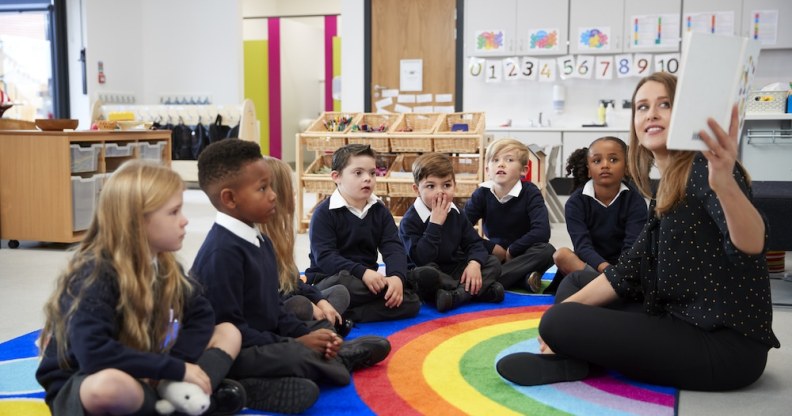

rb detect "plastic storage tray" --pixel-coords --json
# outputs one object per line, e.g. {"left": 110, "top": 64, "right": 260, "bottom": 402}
{"left": 72, "top": 175, "right": 98, "bottom": 231}
{"left": 139, "top": 141, "right": 167, "bottom": 162}
{"left": 104, "top": 142, "right": 134, "bottom": 157}
{"left": 70, "top": 143, "right": 102, "bottom": 173}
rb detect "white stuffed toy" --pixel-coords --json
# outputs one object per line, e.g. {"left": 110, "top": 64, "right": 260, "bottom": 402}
{"left": 155, "top": 380, "right": 211, "bottom": 416}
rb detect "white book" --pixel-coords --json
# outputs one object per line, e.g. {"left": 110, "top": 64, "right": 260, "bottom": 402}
{"left": 666, "top": 32, "right": 760, "bottom": 151}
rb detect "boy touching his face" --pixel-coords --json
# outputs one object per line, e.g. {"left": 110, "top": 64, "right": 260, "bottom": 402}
{"left": 399, "top": 152, "right": 503, "bottom": 313}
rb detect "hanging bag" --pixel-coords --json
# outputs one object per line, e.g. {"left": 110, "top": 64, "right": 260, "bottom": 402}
{"left": 208, "top": 114, "right": 230, "bottom": 143}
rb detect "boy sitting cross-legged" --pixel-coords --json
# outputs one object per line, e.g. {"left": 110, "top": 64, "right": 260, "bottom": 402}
{"left": 306, "top": 143, "right": 421, "bottom": 322}
{"left": 464, "top": 138, "right": 555, "bottom": 293}
{"left": 399, "top": 152, "right": 504, "bottom": 313}
{"left": 192, "top": 139, "right": 391, "bottom": 414}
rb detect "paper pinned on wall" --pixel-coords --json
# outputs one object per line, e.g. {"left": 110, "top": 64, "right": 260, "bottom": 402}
{"left": 416, "top": 94, "right": 433, "bottom": 103}
{"left": 400, "top": 59, "right": 423, "bottom": 92}
{"left": 375, "top": 97, "right": 393, "bottom": 110}
{"left": 434, "top": 106, "right": 455, "bottom": 113}
{"left": 750, "top": 9, "right": 779, "bottom": 45}
{"left": 382, "top": 89, "right": 400, "bottom": 98}
{"left": 435, "top": 94, "right": 453, "bottom": 103}
{"left": 397, "top": 94, "right": 416, "bottom": 104}
{"left": 414, "top": 106, "right": 434, "bottom": 113}
{"left": 394, "top": 104, "right": 413, "bottom": 113}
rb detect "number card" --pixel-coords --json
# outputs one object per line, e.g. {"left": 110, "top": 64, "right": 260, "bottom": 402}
{"left": 595, "top": 56, "right": 614, "bottom": 80}
{"left": 485, "top": 59, "right": 502, "bottom": 83}
{"left": 468, "top": 57, "right": 484, "bottom": 79}
{"left": 576, "top": 55, "right": 594, "bottom": 79}
{"left": 503, "top": 57, "right": 520, "bottom": 81}
{"left": 538, "top": 59, "right": 557, "bottom": 82}
{"left": 633, "top": 54, "right": 653, "bottom": 77}
{"left": 520, "top": 57, "right": 539, "bottom": 80}
{"left": 557, "top": 55, "right": 576, "bottom": 80}
{"left": 654, "top": 53, "right": 680, "bottom": 74}
{"left": 615, "top": 54, "right": 634, "bottom": 78}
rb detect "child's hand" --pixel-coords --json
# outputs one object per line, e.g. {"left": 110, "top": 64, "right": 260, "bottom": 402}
{"left": 492, "top": 244, "right": 508, "bottom": 262}
{"left": 383, "top": 276, "right": 404, "bottom": 308}
{"left": 362, "top": 269, "right": 387, "bottom": 294}
{"left": 429, "top": 193, "right": 451, "bottom": 225}
{"left": 314, "top": 299, "right": 342, "bottom": 326}
{"left": 537, "top": 335, "right": 555, "bottom": 355}
{"left": 460, "top": 261, "right": 483, "bottom": 295}
{"left": 183, "top": 362, "right": 212, "bottom": 395}
{"left": 297, "top": 329, "right": 342, "bottom": 359}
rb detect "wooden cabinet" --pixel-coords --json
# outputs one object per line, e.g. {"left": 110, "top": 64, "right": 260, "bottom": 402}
{"left": 0, "top": 130, "right": 171, "bottom": 247}
{"left": 296, "top": 113, "right": 487, "bottom": 233}
{"left": 465, "top": 0, "right": 569, "bottom": 56}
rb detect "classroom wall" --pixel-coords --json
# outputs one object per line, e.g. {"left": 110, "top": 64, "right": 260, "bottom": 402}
{"left": 66, "top": 0, "right": 242, "bottom": 128}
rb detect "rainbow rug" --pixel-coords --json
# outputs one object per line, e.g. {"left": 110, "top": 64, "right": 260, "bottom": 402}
{"left": 0, "top": 292, "right": 678, "bottom": 415}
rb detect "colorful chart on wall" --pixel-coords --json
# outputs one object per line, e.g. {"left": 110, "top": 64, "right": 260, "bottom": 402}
{"left": 578, "top": 27, "right": 611, "bottom": 50}
{"left": 475, "top": 30, "right": 506, "bottom": 53}
{"left": 528, "top": 28, "right": 559, "bottom": 51}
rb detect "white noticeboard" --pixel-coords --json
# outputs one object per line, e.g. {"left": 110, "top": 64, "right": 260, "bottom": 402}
{"left": 400, "top": 59, "right": 423, "bottom": 92}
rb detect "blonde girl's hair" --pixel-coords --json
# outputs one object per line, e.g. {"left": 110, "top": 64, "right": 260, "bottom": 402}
{"left": 485, "top": 138, "right": 530, "bottom": 167}
{"left": 258, "top": 157, "right": 300, "bottom": 295}
{"left": 40, "top": 160, "right": 193, "bottom": 364}
{"left": 628, "top": 72, "right": 695, "bottom": 216}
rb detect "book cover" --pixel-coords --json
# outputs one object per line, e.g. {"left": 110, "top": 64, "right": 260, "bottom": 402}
{"left": 666, "top": 32, "right": 760, "bottom": 151}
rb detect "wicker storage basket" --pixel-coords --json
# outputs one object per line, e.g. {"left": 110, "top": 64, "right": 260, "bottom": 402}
{"left": 347, "top": 136, "right": 390, "bottom": 153}
{"left": 386, "top": 154, "right": 420, "bottom": 196}
{"left": 304, "top": 112, "right": 357, "bottom": 134}
{"left": 745, "top": 91, "right": 788, "bottom": 114}
{"left": 350, "top": 113, "right": 401, "bottom": 133}
{"left": 433, "top": 135, "right": 481, "bottom": 153}
{"left": 435, "top": 112, "right": 485, "bottom": 134}
{"left": 304, "top": 136, "right": 347, "bottom": 152}
{"left": 302, "top": 154, "right": 336, "bottom": 194}
{"left": 373, "top": 154, "right": 397, "bottom": 196}
{"left": 452, "top": 155, "right": 482, "bottom": 197}
{"left": 391, "top": 113, "right": 443, "bottom": 134}
{"left": 389, "top": 136, "right": 434, "bottom": 153}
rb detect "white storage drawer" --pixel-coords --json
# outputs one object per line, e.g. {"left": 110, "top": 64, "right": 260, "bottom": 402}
{"left": 139, "top": 141, "right": 167, "bottom": 163}
{"left": 70, "top": 143, "right": 102, "bottom": 173}
{"left": 71, "top": 175, "right": 98, "bottom": 231}
{"left": 105, "top": 142, "right": 134, "bottom": 157}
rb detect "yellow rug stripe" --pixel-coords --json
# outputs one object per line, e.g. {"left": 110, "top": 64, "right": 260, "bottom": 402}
{"left": 424, "top": 319, "right": 541, "bottom": 415}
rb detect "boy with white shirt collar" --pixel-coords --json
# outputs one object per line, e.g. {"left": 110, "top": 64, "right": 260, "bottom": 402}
{"left": 306, "top": 144, "right": 421, "bottom": 322}
{"left": 464, "top": 139, "right": 555, "bottom": 293}
{"left": 399, "top": 152, "right": 503, "bottom": 313}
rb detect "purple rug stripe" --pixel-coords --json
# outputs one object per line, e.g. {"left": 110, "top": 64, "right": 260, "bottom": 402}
{"left": 554, "top": 379, "right": 674, "bottom": 416}
{"left": 584, "top": 376, "right": 676, "bottom": 407}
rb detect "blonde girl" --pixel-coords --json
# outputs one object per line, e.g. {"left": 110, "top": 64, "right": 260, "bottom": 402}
{"left": 36, "top": 160, "right": 243, "bottom": 415}
{"left": 258, "top": 156, "right": 350, "bottom": 331}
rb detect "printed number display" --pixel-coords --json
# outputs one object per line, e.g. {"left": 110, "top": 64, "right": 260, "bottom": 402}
{"left": 633, "top": 54, "right": 652, "bottom": 77}
{"left": 595, "top": 56, "right": 614, "bottom": 80}
{"left": 557, "top": 55, "right": 575, "bottom": 80}
{"left": 576, "top": 56, "right": 594, "bottom": 79}
{"left": 615, "top": 54, "right": 633, "bottom": 78}
{"left": 485, "top": 60, "right": 502, "bottom": 83}
{"left": 521, "top": 57, "right": 538, "bottom": 80}
{"left": 469, "top": 58, "right": 483, "bottom": 78}
{"left": 538, "top": 59, "right": 556, "bottom": 82}
{"left": 503, "top": 58, "right": 520, "bottom": 80}
{"left": 654, "top": 53, "right": 680, "bottom": 74}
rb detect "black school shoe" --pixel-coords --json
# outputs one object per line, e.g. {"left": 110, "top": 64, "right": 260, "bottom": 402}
{"left": 239, "top": 377, "right": 319, "bottom": 414}
{"left": 206, "top": 378, "right": 246, "bottom": 416}
{"left": 338, "top": 335, "right": 391, "bottom": 372}
{"left": 496, "top": 352, "right": 589, "bottom": 386}
{"left": 335, "top": 318, "right": 354, "bottom": 338}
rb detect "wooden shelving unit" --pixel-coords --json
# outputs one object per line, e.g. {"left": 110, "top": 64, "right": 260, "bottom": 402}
{"left": 295, "top": 112, "right": 488, "bottom": 233}
{"left": 0, "top": 130, "right": 171, "bottom": 247}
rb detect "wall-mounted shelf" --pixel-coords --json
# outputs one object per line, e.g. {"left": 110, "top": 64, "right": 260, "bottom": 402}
{"left": 746, "top": 129, "right": 792, "bottom": 145}
{"left": 745, "top": 113, "right": 792, "bottom": 121}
